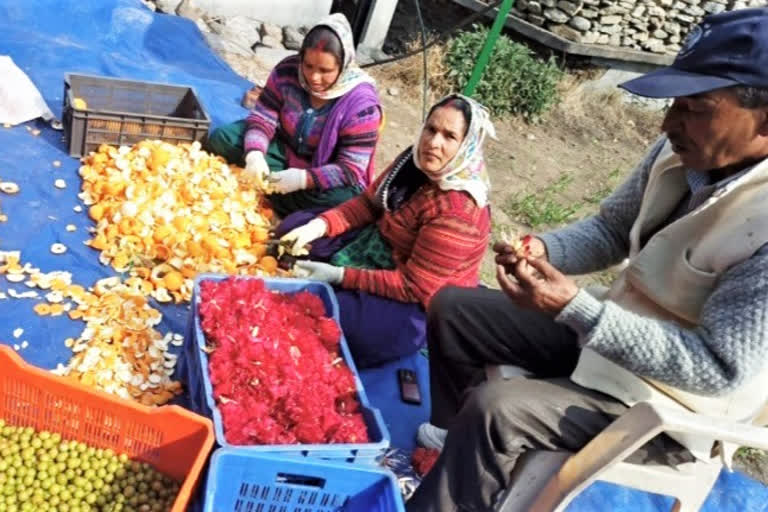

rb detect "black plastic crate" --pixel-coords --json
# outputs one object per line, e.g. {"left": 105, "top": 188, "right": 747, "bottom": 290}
{"left": 63, "top": 73, "right": 211, "bottom": 157}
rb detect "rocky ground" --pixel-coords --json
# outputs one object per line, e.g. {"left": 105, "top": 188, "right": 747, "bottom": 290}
{"left": 503, "top": 0, "right": 765, "bottom": 53}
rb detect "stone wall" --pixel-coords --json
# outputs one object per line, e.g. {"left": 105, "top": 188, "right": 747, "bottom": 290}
{"left": 153, "top": 0, "right": 331, "bottom": 28}
{"left": 509, "top": 0, "right": 766, "bottom": 54}
{"left": 143, "top": 0, "right": 305, "bottom": 79}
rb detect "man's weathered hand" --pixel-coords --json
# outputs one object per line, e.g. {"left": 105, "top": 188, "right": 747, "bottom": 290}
{"left": 493, "top": 235, "right": 547, "bottom": 274}
{"left": 496, "top": 256, "right": 579, "bottom": 315}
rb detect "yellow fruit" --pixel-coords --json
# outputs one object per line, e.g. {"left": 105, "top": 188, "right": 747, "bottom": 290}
{"left": 88, "top": 203, "right": 105, "bottom": 221}
{"left": 89, "top": 235, "right": 108, "bottom": 251}
{"left": 149, "top": 148, "right": 171, "bottom": 170}
{"left": 222, "top": 260, "right": 237, "bottom": 274}
{"left": 187, "top": 241, "right": 204, "bottom": 258}
{"left": 154, "top": 245, "right": 171, "bottom": 261}
{"left": 104, "top": 180, "right": 125, "bottom": 196}
{"left": 34, "top": 303, "right": 52, "bottom": 316}
{"left": 73, "top": 97, "right": 88, "bottom": 110}
{"left": 201, "top": 236, "right": 219, "bottom": 251}
{"left": 172, "top": 217, "right": 190, "bottom": 232}
{"left": 251, "top": 227, "right": 269, "bottom": 243}
{"left": 251, "top": 243, "right": 267, "bottom": 259}
{"left": 112, "top": 253, "right": 130, "bottom": 269}
{"left": 214, "top": 246, "right": 229, "bottom": 259}
{"left": 119, "top": 218, "right": 136, "bottom": 235}
{"left": 163, "top": 271, "right": 184, "bottom": 291}
{"left": 153, "top": 225, "right": 172, "bottom": 243}
{"left": 259, "top": 256, "right": 278, "bottom": 274}
{"left": 232, "top": 233, "right": 250, "bottom": 249}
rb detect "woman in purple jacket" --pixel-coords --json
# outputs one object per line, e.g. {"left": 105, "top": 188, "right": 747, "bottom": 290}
{"left": 207, "top": 14, "right": 382, "bottom": 217}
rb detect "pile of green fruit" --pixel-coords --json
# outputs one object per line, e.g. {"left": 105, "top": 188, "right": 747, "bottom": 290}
{"left": 0, "top": 419, "right": 180, "bottom": 512}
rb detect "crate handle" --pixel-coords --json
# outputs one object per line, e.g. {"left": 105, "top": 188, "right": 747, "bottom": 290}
{"left": 275, "top": 472, "right": 326, "bottom": 489}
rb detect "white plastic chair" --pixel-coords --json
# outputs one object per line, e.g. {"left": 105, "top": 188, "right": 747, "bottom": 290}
{"left": 486, "top": 366, "right": 768, "bottom": 512}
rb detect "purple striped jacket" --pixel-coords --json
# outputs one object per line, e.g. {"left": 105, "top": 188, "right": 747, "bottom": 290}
{"left": 244, "top": 56, "right": 382, "bottom": 190}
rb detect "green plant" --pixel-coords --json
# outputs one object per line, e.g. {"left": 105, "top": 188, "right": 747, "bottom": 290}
{"left": 444, "top": 25, "right": 563, "bottom": 119}
{"left": 583, "top": 168, "right": 622, "bottom": 204}
{"left": 504, "top": 174, "right": 581, "bottom": 229}
{"left": 736, "top": 446, "right": 767, "bottom": 460}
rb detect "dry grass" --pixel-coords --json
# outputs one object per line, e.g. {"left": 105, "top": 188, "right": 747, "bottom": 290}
{"left": 368, "top": 39, "right": 453, "bottom": 102}
{"left": 370, "top": 43, "right": 661, "bottom": 144}
{"left": 548, "top": 74, "right": 662, "bottom": 142}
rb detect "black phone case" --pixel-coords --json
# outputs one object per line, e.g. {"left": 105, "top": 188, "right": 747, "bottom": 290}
{"left": 398, "top": 368, "right": 422, "bottom": 405}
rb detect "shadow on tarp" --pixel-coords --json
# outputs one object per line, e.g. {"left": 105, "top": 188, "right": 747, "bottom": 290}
{"left": 0, "top": 1, "right": 765, "bottom": 510}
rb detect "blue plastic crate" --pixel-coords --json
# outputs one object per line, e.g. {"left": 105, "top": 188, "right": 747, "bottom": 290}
{"left": 204, "top": 449, "right": 405, "bottom": 512}
{"left": 185, "top": 274, "right": 390, "bottom": 464}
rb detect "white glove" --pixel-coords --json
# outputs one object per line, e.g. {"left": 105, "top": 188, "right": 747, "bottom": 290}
{"left": 294, "top": 260, "right": 344, "bottom": 285}
{"left": 245, "top": 151, "right": 269, "bottom": 184}
{"left": 267, "top": 168, "right": 308, "bottom": 194}
{"left": 280, "top": 218, "right": 327, "bottom": 255}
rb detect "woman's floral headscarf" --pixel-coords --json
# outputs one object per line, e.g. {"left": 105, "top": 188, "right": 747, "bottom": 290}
{"left": 298, "top": 13, "right": 376, "bottom": 100}
{"left": 413, "top": 94, "right": 496, "bottom": 207}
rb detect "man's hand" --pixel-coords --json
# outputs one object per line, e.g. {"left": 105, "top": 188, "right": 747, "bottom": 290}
{"left": 496, "top": 257, "right": 579, "bottom": 315}
{"left": 493, "top": 234, "right": 547, "bottom": 274}
{"left": 267, "top": 168, "right": 308, "bottom": 194}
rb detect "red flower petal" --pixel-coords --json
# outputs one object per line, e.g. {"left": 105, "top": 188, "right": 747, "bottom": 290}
{"left": 199, "top": 278, "right": 370, "bottom": 446}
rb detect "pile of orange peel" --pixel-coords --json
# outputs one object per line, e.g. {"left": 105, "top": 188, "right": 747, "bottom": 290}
{"left": 0, "top": 139, "right": 291, "bottom": 406}
{"left": 79, "top": 140, "right": 281, "bottom": 303}
{"left": 0, "top": 250, "right": 181, "bottom": 405}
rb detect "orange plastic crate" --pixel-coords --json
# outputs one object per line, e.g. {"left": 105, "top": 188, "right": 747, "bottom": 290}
{"left": 0, "top": 345, "right": 215, "bottom": 512}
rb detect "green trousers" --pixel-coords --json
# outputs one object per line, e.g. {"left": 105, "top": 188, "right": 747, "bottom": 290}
{"left": 330, "top": 224, "right": 395, "bottom": 270}
{"left": 207, "top": 120, "right": 361, "bottom": 217}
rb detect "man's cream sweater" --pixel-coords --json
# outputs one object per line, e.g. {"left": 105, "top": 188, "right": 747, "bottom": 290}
{"left": 540, "top": 137, "right": 768, "bottom": 457}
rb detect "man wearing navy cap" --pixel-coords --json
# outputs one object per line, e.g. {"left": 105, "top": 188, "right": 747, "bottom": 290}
{"left": 408, "top": 8, "right": 768, "bottom": 512}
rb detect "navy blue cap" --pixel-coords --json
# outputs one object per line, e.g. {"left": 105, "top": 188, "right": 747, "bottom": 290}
{"left": 620, "top": 8, "right": 768, "bottom": 98}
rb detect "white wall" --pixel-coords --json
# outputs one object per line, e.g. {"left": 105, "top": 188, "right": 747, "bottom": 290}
{"left": 192, "top": 0, "right": 333, "bottom": 27}
{"left": 357, "top": 0, "right": 398, "bottom": 56}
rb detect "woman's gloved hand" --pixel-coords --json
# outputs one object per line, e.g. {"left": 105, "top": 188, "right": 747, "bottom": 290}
{"left": 267, "top": 168, "right": 308, "bottom": 194}
{"left": 244, "top": 151, "right": 269, "bottom": 184}
{"left": 294, "top": 260, "right": 344, "bottom": 285}
{"left": 280, "top": 218, "right": 327, "bottom": 256}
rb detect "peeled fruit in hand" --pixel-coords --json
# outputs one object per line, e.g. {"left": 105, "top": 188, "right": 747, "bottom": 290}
{"left": 502, "top": 231, "right": 533, "bottom": 258}
{"left": 511, "top": 234, "right": 532, "bottom": 257}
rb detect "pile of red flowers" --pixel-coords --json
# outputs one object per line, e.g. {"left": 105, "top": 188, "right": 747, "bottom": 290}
{"left": 199, "top": 277, "right": 369, "bottom": 445}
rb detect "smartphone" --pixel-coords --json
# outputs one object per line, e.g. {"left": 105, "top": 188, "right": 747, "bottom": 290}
{"left": 398, "top": 368, "right": 422, "bottom": 405}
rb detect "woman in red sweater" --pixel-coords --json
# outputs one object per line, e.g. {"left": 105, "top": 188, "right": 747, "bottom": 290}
{"left": 280, "top": 94, "right": 494, "bottom": 368}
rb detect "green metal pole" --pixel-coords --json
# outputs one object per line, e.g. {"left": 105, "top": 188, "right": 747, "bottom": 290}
{"left": 463, "top": 0, "right": 516, "bottom": 97}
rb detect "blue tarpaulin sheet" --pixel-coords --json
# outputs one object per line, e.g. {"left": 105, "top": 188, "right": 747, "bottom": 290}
{"left": 0, "top": 1, "right": 766, "bottom": 510}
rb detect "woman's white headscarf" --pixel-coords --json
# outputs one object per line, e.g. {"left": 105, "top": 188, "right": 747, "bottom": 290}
{"left": 298, "top": 13, "right": 376, "bottom": 100}
{"left": 413, "top": 94, "right": 496, "bottom": 207}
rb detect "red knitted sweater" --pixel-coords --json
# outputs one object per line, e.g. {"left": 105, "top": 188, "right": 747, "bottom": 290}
{"left": 320, "top": 167, "right": 491, "bottom": 307}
